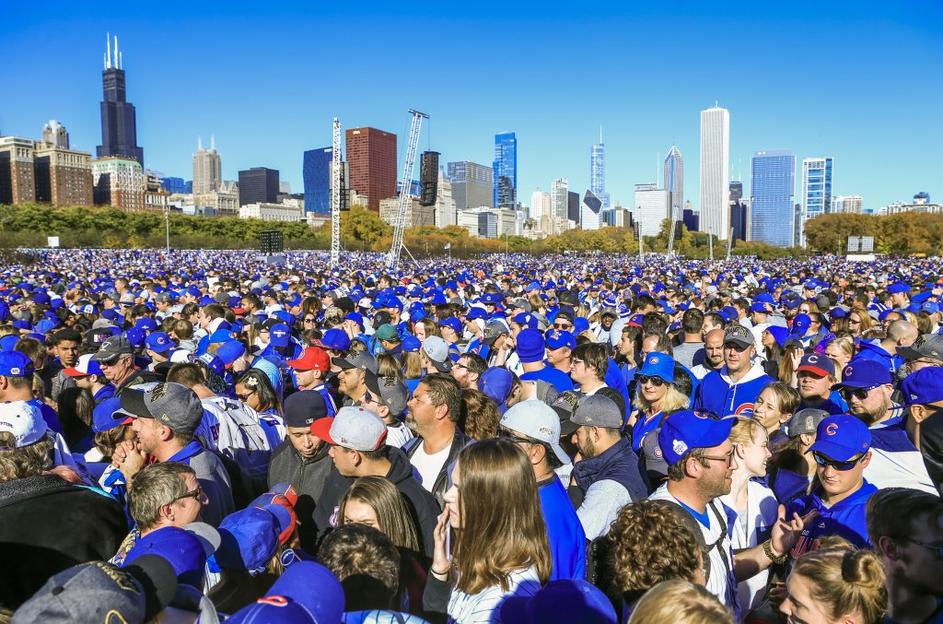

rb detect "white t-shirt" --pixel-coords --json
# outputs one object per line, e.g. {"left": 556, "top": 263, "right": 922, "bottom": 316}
{"left": 386, "top": 422, "right": 415, "bottom": 449}
{"left": 447, "top": 567, "right": 541, "bottom": 624}
{"left": 720, "top": 480, "right": 779, "bottom": 613}
{"left": 410, "top": 442, "right": 451, "bottom": 492}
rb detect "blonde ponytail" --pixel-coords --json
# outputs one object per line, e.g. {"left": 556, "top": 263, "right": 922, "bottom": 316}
{"left": 792, "top": 547, "right": 887, "bottom": 624}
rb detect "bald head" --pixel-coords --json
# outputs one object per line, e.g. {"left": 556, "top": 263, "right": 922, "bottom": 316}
{"left": 705, "top": 328, "right": 726, "bottom": 347}
{"left": 703, "top": 328, "right": 726, "bottom": 368}
{"left": 888, "top": 320, "right": 918, "bottom": 345}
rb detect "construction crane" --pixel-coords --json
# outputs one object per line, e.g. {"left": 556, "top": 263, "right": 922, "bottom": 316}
{"left": 330, "top": 117, "right": 342, "bottom": 268}
{"left": 385, "top": 109, "right": 428, "bottom": 271}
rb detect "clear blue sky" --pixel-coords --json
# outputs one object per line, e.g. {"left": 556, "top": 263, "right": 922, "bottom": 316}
{"left": 2, "top": 1, "right": 940, "bottom": 212}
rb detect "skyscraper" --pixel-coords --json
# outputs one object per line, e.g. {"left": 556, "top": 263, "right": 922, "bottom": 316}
{"left": 530, "top": 190, "right": 552, "bottom": 221}
{"left": 42, "top": 120, "right": 69, "bottom": 149}
{"left": 633, "top": 183, "right": 669, "bottom": 236}
{"left": 551, "top": 178, "right": 569, "bottom": 220}
{"left": 446, "top": 161, "right": 493, "bottom": 210}
{"left": 96, "top": 34, "right": 144, "bottom": 166}
{"left": 699, "top": 105, "right": 730, "bottom": 238}
{"left": 750, "top": 150, "right": 795, "bottom": 247}
{"left": 192, "top": 136, "right": 221, "bottom": 195}
{"left": 493, "top": 132, "right": 517, "bottom": 209}
{"left": 567, "top": 191, "right": 580, "bottom": 223}
{"left": 729, "top": 181, "right": 749, "bottom": 242}
{"left": 581, "top": 190, "right": 602, "bottom": 230}
{"left": 302, "top": 147, "right": 333, "bottom": 214}
{"left": 800, "top": 157, "right": 833, "bottom": 246}
{"left": 345, "top": 127, "right": 397, "bottom": 211}
{"left": 238, "top": 167, "right": 279, "bottom": 206}
{"left": 832, "top": 194, "right": 862, "bottom": 214}
{"left": 664, "top": 146, "right": 683, "bottom": 221}
{"left": 591, "top": 131, "right": 610, "bottom": 211}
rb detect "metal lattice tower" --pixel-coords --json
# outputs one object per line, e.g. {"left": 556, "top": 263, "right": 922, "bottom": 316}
{"left": 330, "top": 117, "right": 342, "bottom": 268}
{"left": 385, "top": 109, "right": 428, "bottom": 271}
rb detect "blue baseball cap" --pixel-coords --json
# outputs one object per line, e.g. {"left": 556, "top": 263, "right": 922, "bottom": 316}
{"left": 217, "top": 505, "right": 295, "bottom": 574}
{"left": 639, "top": 352, "right": 675, "bottom": 384}
{"left": 809, "top": 414, "right": 871, "bottom": 461}
{"left": 479, "top": 367, "right": 515, "bottom": 406}
{"left": 318, "top": 328, "right": 350, "bottom": 351}
{"left": 439, "top": 317, "right": 462, "bottom": 335}
{"left": 122, "top": 526, "right": 209, "bottom": 587}
{"left": 658, "top": 410, "right": 736, "bottom": 467}
{"left": 831, "top": 358, "right": 893, "bottom": 390}
{"left": 791, "top": 313, "right": 811, "bottom": 336}
{"left": 901, "top": 366, "right": 943, "bottom": 406}
{"left": 512, "top": 312, "right": 538, "bottom": 330}
{"left": 0, "top": 350, "right": 34, "bottom": 377}
{"left": 545, "top": 330, "right": 575, "bottom": 351}
{"left": 134, "top": 317, "right": 158, "bottom": 332}
{"left": 887, "top": 282, "right": 911, "bottom": 294}
{"left": 269, "top": 323, "right": 291, "bottom": 348}
{"left": 0, "top": 335, "right": 19, "bottom": 352}
{"left": 574, "top": 317, "right": 590, "bottom": 335}
{"left": 198, "top": 353, "right": 225, "bottom": 378}
{"left": 516, "top": 328, "right": 546, "bottom": 364}
{"left": 344, "top": 312, "right": 364, "bottom": 329}
{"left": 500, "top": 579, "right": 617, "bottom": 624}
{"left": 125, "top": 327, "right": 146, "bottom": 349}
{"left": 765, "top": 326, "right": 789, "bottom": 348}
{"left": 466, "top": 307, "right": 488, "bottom": 321}
{"left": 750, "top": 302, "right": 771, "bottom": 314}
{"left": 145, "top": 332, "right": 175, "bottom": 354}
{"left": 401, "top": 335, "right": 421, "bottom": 353}
{"left": 92, "top": 397, "right": 130, "bottom": 433}
{"left": 225, "top": 561, "right": 344, "bottom": 624}
{"left": 217, "top": 340, "right": 247, "bottom": 368}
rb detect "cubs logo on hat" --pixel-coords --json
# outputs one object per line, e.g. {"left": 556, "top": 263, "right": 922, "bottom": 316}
{"left": 809, "top": 414, "right": 871, "bottom": 461}
{"left": 797, "top": 353, "right": 835, "bottom": 378}
{"left": 0, "top": 350, "right": 35, "bottom": 377}
{"left": 831, "top": 358, "right": 892, "bottom": 390}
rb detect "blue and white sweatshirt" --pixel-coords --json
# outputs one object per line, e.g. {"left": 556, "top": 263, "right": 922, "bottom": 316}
{"left": 694, "top": 362, "right": 775, "bottom": 417}
{"left": 867, "top": 414, "right": 938, "bottom": 495}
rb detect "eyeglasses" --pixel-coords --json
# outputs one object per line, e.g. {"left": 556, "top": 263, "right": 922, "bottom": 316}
{"left": 701, "top": 449, "right": 737, "bottom": 466}
{"left": 236, "top": 390, "right": 255, "bottom": 402}
{"left": 173, "top": 486, "right": 207, "bottom": 504}
{"left": 903, "top": 537, "right": 943, "bottom": 559}
{"left": 840, "top": 386, "right": 878, "bottom": 402}
{"left": 637, "top": 375, "right": 665, "bottom": 387}
{"left": 553, "top": 323, "right": 572, "bottom": 330}
{"left": 498, "top": 429, "right": 535, "bottom": 445}
{"left": 812, "top": 451, "right": 865, "bottom": 471}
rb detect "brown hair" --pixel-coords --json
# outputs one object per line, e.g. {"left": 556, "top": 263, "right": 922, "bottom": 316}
{"left": 867, "top": 487, "right": 943, "bottom": 548}
{"left": 166, "top": 362, "right": 205, "bottom": 387}
{"left": 608, "top": 501, "right": 705, "bottom": 602}
{"left": 460, "top": 389, "right": 501, "bottom": 441}
{"left": 421, "top": 373, "right": 462, "bottom": 422}
{"left": 628, "top": 580, "right": 734, "bottom": 624}
{"left": 790, "top": 548, "right": 887, "bottom": 624}
{"left": 572, "top": 342, "right": 609, "bottom": 380}
{"left": 127, "top": 462, "right": 195, "bottom": 531}
{"left": 402, "top": 351, "right": 423, "bottom": 380}
{"left": 318, "top": 523, "right": 401, "bottom": 611}
{"left": 452, "top": 439, "right": 551, "bottom": 594}
{"left": 338, "top": 476, "right": 420, "bottom": 552}
{"left": 0, "top": 433, "right": 54, "bottom": 481}
{"left": 375, "top": 353, "right": 404, "bottom": 383}
{"left": 761, "top": 381, "right": 800, "bottom": 417}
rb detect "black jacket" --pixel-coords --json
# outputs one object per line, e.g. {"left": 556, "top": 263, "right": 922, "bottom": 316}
{"left": 0, "top": 474, "right": 128, "bottom": 609}
{"left": 403, "top": 428, "right": 473, "bottom": 510}
{"left": 267, "top": 440, "right": 333, "bottom": 552}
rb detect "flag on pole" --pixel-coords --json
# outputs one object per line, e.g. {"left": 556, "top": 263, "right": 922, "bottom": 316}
{"left": 444, "top": 242, "right": 451, "bottom": 250}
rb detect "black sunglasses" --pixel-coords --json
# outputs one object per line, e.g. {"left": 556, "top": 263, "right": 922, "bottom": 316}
{"left": 637, "top": 375, "right": 666, "bottom": 387}
{"left": 553, "top": 322, "right": 572, "bottom": 330}
{"left": 840, "top": 386, "right": 877, "bottom": 402}
{"left": 812, "top": 451, "right": 864, "bottom": 472}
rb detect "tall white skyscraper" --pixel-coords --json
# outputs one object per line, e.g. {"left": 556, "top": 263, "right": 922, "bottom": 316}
{"left": 799, "top": 157, "right": 833, "bottom": 246}
{"left": 699, "top": 106, "right": 730, "bottom": 238}
{"left": 633, "top": 183, "right": 669, "bottom": 236}
{"left": 530, "top": 189, "right": 552, "bottom": 221}
{"left": 664, "top": 146, "right": 683, "bottom": 221}
{"left": 551, "top": 178, "right": 569, "bottom": 220}
{"left": 192, "top": 135, "right": 222, "bottom": 195}
{"left": 591, "top": 130, "right": 610, "bottom": 211}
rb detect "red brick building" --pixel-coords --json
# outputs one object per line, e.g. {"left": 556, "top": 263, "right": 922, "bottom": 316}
{"left": 345, "top": 127, "right": 396, "bottom": 211}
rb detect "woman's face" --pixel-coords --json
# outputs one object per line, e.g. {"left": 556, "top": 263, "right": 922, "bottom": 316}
{"left": 825, "top": 342, "right": 851, "bottom": 371}
{"left": 235, "top": 383, "right": 261, "bottom": 411}
{"left": 753, "top": 388, "right": 786, "bottom": 433}
{"left": 738, "top": 427, "right": 771, "bottom": 478}
{"left": 780, "top": 572, "right": 841, "bottom": 624}
{"left": 640, "top": 376, "right": 669, "bottom": 406}
{"left": 343, "top": 498, "right": 380, "bottom": 531}
{"left": 442, "top": 461, "right": 462, "bottom": 529}
{"left": 415, "top": 324, "right": 427, "bottom": 341}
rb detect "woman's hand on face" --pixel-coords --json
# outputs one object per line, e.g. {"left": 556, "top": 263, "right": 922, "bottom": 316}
{"left": 431, "top": 509, "right": 451, "bottom": 576}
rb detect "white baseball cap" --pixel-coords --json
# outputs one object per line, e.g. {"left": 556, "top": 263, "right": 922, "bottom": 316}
{"left": 499, "top": 401, "right": 571, "bottom": 466}
{"left": 311, "top": 406, "right": 387, "bottom": 452}
{"left": 0, "top": 401, "right": 49, "bottom": 449}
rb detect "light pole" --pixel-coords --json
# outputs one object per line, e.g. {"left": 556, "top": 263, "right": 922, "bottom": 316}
{"left": 163, "top": 206, "right": 170, "bottom": 252}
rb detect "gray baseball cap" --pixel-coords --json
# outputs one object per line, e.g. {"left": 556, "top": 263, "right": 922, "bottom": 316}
{"left": 422, "top": 336, "right": 452, "bottom": 372}
{"left": 551, "top": 390, "right": 582, "bottom": 435}
{"left": 484, "top": 320, "right": 509, "bottom": 345}
{"left": 313, "top": 405, "right": 388, "bottom": 451}
{"left": 570, "top": 393, "right": 623, "bottom": 429}
{"left": 786, "top": 408, "right": 829, "bottom": 438}
{"left": 117, "top": 382, "right": 204, "bottom": 436}
{"left": 92, "top": 335, "right": 133, "bottom": 363}
{"left": 898, "top": 334, "right": 943, "bottom": 362}
{"left": 364, "top": 371, "right": 408, "bottom": 417}
{"left": 12, "top": 556, "right": 178, "bottom": 623}
{"left": 724, "top": 324, "right": 754, "bottom": 348}
{"left": 332, "top": 350, "right": 379, "bottom": 375}
{"left": 500, "top": 401, "right": 571, "bottom": 466}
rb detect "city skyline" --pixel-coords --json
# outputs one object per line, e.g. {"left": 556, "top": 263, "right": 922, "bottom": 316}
{"left": 1, "top": 2, "right": 940, "bottom": 213}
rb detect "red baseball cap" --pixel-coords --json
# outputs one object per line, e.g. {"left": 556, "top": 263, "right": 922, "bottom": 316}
{"left": 310, "top": 417, "right": 335, "bottom": 444}
{"left": 287, "top": 346, "right": 330, "bottom": 373}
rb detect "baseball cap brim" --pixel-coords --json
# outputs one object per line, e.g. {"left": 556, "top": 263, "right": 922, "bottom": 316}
{"left": 62, "top": 367, "right": 87, "bottom": 377}
{"left": 331, "top": 356, "right": 357, "bottom": 370}
{"left": 809, "top": 438, "right": 867, "bottom": 462}
{"left": 310, "top": 417, "right": 336, "bottom": 444}
{"left": 429, "top": 358, "right": 452, "bottom": 373}
{"left": 723, "top": 337, "right": 753, "bottom": 348}
{"left": 118, "top": 387, "right": 153, "bottom": 419}
{"left": 797, "top": 364, "right": 829, "bottom": 378}
{"left": 897, "top": 345, "right": 927, "bottom": 361}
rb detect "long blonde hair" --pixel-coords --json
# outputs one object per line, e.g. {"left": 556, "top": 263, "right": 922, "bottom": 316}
{"left": 634, "top": 383, "right": 689, "bottom": 415}
{"left": 453, "top": 439, "right": 551, "bottom": 594}
{"left": 338, "top": 476, "right": 420, "bottom": 552}
{"left": 628, "top": 580, "right": 734, "bottom": 624}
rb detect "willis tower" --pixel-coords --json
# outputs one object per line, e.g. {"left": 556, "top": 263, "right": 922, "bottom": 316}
{"left": 97, "top": 33, "right": 144, "bottom": 166}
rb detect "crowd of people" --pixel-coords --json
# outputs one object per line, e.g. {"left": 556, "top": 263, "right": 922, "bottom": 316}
{"left": 1, "top": 247, "right": 942, "bottom": 623}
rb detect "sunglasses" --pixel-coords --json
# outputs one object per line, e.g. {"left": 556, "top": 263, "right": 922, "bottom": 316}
{"left": 840, "top": 386, "right": 877, "bottom": 402}
{"left": 236, "top": 390, "right": 255, "bottom": 402}
{"left": 498, "top": 429, "right": 536, "bottom": 445}
{"left": 637, "top": 375, "right": 666, "bottom": 387}
{"left": 553, "top": 323, "right": 572, "bottom": 330}
{"left": 304, "top": 317, "right": 316, "bottom": 323}
{"left": 812, "top": 451, "right": 864, "bottom": 471}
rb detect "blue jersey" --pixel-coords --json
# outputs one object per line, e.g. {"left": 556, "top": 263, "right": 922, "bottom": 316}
{"left": 695, "top": 363, "right": 775, "bottom": 417}
{"left": 538, "top": 474, "right": 586, "bottom": 581}
{"left": 787, "top": 481, "right": 878, "bottom": 558}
